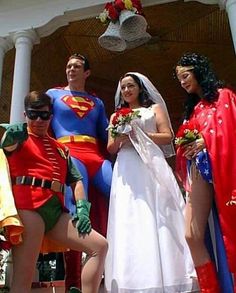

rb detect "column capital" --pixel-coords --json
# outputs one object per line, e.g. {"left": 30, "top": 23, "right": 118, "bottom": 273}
{"left": 219, "top": 0, "right": 236, "bottom": 9}
{"left": 10, "top": 29, "right": 40, "bottom": 46}
{"left": 0, "top": 37, "right": 13, "bottom": 53}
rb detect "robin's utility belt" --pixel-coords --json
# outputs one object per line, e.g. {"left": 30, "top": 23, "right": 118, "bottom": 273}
{"left": 12, "top": 176, "right": 64, "bottom": 193}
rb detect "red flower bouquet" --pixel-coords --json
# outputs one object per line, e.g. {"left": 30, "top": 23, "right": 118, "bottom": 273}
{"left": 98, "top": 2, "right": 120, "bottom": 24}
{"left": 98, "top": 0, "right": 143, "bottom": 24}
{"left": 108, "top": 108, "right": 141, "bottom": 138}
{"left": 114, "top": 0, "right": 143, "bottom": 14}
{"left": 175, "top": 120, "right": 201, "bottom": 147}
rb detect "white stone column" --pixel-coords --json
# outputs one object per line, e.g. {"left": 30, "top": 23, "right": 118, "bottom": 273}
{"left": 224, "top": 0, "right": 236, "bottom": 54}
{"left": 0, "top": 37, "right": 13, "bottom": 95}
{"left": 10, "top": 30, "right": 39, "bottom": 123}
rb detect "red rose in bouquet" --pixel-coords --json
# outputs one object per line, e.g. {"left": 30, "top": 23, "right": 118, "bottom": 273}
{"left": 130, "top": 0, "right": 143, "bottom": 14}
{"left": 108, "top": 107, "right": 141, "bottom": 138}
{"left": 175, "top": 120, "right": 201, "bottom": 147}
{"left": 114, "top": 0, "right": 125, "bottom": 11}
{"left": 114, "top": 0, "right": 143, "bottom": 14}
{"left": 112, "top": 108, "right": 133, "bottom": 124}
{"left": 98, "top": 0, "right": 144, "bottom": 24}
{"left": 105, "top": 2, "right": 119, "bottom": 21}
{"left": 98, "top": 2, "right": 119, "bottom": 24}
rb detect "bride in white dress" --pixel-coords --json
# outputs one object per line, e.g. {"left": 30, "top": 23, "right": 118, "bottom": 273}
{"left": 104, "top": 72, "right": 198, "bottom": 293}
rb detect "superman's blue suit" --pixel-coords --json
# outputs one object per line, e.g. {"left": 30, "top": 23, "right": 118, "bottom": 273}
{"left": 46, "top": 88, "right": 112, "bottom": 290}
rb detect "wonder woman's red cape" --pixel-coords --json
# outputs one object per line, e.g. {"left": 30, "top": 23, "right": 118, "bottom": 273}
{"left": 177, "top": 88, "right": 236, "bottom": 272}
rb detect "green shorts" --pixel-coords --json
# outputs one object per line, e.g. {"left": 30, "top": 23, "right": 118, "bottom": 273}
{"left": 36, "top": 195, "right": 63, "bottom": 233}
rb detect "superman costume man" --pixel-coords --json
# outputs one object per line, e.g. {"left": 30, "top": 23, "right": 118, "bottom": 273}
{"left": 46, "top": 54, "right": 112, "bottom": 293}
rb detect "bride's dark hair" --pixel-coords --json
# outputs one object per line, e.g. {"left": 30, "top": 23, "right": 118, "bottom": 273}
{"left": 117, "top": 73, "right": 154, "bottom": 109}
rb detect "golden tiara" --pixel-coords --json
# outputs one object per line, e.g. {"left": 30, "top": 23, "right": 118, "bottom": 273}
{"left": 176, "top": 65, "right": 194, "bottom": 75}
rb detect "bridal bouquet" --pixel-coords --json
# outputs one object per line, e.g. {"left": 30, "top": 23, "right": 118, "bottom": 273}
{"left": 175, "top": 120, "right": 201, "bottom": 147}
{"left": 108, "top": 108, "right": 141, "bottom": 138}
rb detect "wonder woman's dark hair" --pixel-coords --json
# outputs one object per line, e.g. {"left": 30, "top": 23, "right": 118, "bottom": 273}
{"left": 175, "top": 53, "right": 224, "bottom": 120}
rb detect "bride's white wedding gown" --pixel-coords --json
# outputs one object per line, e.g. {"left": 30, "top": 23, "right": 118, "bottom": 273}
{"left": 105, "top": 107, "right": 198, "bottom": 293}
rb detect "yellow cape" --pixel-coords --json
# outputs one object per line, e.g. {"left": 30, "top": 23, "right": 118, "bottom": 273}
{"left": 0, "top": 149, "right": 23, "bottom": 244}
{"left": 0, "top": 149, "right": 67, "bottom": 253}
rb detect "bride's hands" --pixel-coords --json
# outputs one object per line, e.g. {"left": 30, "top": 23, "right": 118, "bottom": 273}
{"left": 107, "top": 133, "right": 132, "bottom": 155}
{"left": 115, "top": 133, "right": 131, "bottom": 149}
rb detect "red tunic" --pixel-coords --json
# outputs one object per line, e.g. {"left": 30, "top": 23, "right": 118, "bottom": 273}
{"left": 7, "top": 133, "right": 68, "bottom": 209}
{"left": 177, "top": 88, "right": 236, "bottom": 272}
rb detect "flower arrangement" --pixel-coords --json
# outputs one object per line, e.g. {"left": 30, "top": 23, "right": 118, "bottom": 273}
{"left": 98, "top": 2, "right": 119, "bottom": 25}
{"left": 108, "top": 107, "right": 141, "bottom": 138}
{"left": 98, "top": 0, "right": 143, "bottom": 24}
{"left": 175, "top": 121, "right": 201, "bottom": 147}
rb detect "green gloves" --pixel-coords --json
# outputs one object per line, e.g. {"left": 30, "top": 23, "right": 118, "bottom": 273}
{"left": 74, "top": 199, "right": 92, "bottom": 234}
{"left": 69, "top": 287, "right": 82, "bottom": 293}
{"left": 0, "top": 123, "right": 28, "bottom": 148}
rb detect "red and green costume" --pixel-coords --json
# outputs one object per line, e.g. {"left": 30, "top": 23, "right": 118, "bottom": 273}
{"left": 7, "top": 131, "right": 81, "bottom": 210}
